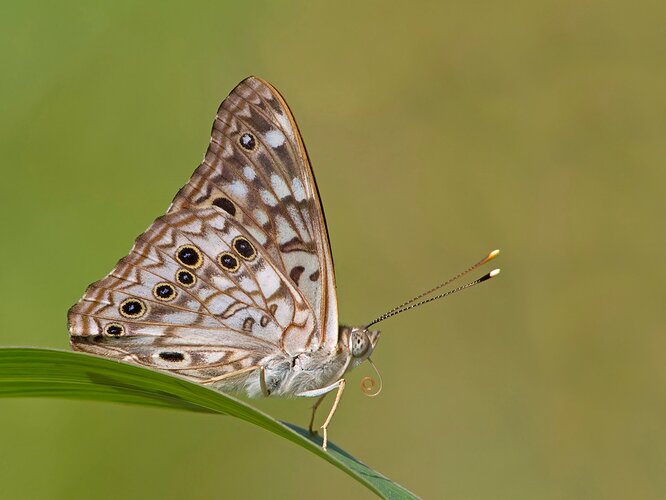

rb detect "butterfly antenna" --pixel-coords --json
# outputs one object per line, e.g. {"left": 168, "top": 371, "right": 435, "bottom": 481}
{"left": 364, "top": 249, "right": 500, "bottom": 328}
{"left": 380, "top": 249, "right": 499, "bottom": 317}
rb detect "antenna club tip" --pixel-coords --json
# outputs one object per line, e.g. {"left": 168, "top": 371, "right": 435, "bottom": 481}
{"left": 478, "top": 268, "right": 501, "bottom": 282}
{"left": 483, "top": 249, "right": 500, "bottom": 263}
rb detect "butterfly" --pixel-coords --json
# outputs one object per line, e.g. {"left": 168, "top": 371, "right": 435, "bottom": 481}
{"left": 68, "top": 76, "right": 500, "bottom": 449}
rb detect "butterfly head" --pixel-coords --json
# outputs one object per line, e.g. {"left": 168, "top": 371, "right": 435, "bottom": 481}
{"left": 340, "top": 326, "right": 380, "bottom": 371}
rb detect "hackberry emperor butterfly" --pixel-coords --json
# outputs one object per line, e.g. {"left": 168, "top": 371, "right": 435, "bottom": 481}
{"left": 68, "top": 76, "right": 500, "bottom": 449}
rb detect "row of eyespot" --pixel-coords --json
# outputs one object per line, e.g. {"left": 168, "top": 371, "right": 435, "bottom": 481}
{"left": 103, "top": 237, "right": 257, "bottom": 337}
{"left": 175, "top": 237, "right": 256, "bottom": 269}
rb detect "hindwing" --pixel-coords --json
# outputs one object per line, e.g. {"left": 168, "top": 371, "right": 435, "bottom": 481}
{"left": 68, "top": 208, "right": 317, "bottom": 379}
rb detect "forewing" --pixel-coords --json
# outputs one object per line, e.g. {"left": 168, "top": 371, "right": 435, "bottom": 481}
{"left": 68, "top": 208, "right": 317, "bottom": 380}
{"left": 168, "top": 77, "right": 339, "bottom": 350}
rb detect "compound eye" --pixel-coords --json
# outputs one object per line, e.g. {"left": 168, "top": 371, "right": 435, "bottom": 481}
{"left": 351, "top": 331, "right": 369, "bottom": 358}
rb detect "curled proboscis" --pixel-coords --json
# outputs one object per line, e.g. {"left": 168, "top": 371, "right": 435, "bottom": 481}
{"left": 360, "top": 358, "right": 383, "bottom": 397}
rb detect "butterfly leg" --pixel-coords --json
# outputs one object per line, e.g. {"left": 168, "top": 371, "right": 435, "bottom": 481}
{"left": 297, "top": 379, "right": 346, "bottom": 450}
{"left": 258, "top": 366, "right": 269, "bottom": 397}
{"left": 320, "top": 379, "right": 346, "bottom": 450}
{"left": 308, "top": 393, "right": 328, "bottom": 435}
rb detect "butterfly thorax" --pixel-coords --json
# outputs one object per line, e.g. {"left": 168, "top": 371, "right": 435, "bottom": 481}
{"left": 237, "top": 326, "right": 380, "bottom": 398}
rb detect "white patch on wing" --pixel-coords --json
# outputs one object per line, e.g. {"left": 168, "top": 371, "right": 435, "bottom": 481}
{"left": 229, "top": 180, "right": 248, "bottom": 199}
{"left": 243, "top": 165, "right": 256, "bottom": 181}
{"left": 254, "top": 209, "right": 269, "bottom": 225}
{"left": 129, "top": 324, "right": 161, "bottom": 336}
{"left": 160, "top": 312, "right": 201, "bottom": 325}
{"left": 261, "top": 190, "right": 278, "bottom": 206}
{"left": 291, "top": 177, "right": 306, "bottom": 202}
{"left": 203, "top": 352, "right": 228, "bottom": 364}
{"left": 212, "top": 275, "right": 235, "bottom": 292}
{"left": 238, "top": 274, "right": 259, "bottom": 293}
{"left": 287, "top": 205, "right": 310, "bottom": 241}
{"left": 247, "top": 226, "right": 267, "bottom": 245}
{"left": 180, "top": 219, "right": 204, "bottom": 234}
{"left": 197, "top": 287, "right": 216, "bottom": 301}
{"left": 272, "top": 297, "right": 294, "bottom": 327}
{"left": 192, "top": 238, "right": 218, "bottom": 260}
{"left": 182, "top": 299, "right": 200, "bottom": 311}
{"left": 271, "top": 174, "right": 291, "bottom": 199}
{"left": 255, "top": 266, "right": 281, "bottom": 297}
{"left": 207, "top": 215, "right": 226, "bottom": 232}
{"left": 230, "top": 287, "right": 253, "bottom": 305}
{"left": 265, "top": 129, "right": 286, "bottom": 148}
{"left": 275, "top": 214, "right": 298, "bottom": 244}
{"left": 206, "top": 294, "right": 235, "bottom": 316}
{"left": 276, "top": 112, "right": 295, "bottom": 138}
{"left": 146, "top": 247, "right": 161, "bottom": 262}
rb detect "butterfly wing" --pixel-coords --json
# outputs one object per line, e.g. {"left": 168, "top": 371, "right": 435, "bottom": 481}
{"left": 168, "top": 77, "right": 339, "bottom": 350}
{"left": 68, "top": 207, "right": 316, "bottom": 383}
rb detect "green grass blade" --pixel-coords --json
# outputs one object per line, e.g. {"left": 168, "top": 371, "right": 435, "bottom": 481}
{"left": 0, "top": 347, "right": 417, "bottom": 499}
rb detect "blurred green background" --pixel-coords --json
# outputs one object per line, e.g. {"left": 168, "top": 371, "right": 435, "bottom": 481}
{"left": 1, "top": 1, "right": 665, "bottom": 498}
